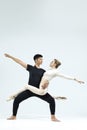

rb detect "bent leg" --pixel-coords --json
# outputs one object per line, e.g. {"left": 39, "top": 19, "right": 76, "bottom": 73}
{"left": 36, "top": 93, "right": 60, "bottom": 122}
{"left": 18, "top": 81, "right": 49, "bottom": 96}
{"left": 7, "top": 90, "right": 35, "bottom": 120}
{"left": 7, "top": 84, "right": 47, "bottom": 102}
{"left": 13, "top": 90, "right": 33, "bottom": 116}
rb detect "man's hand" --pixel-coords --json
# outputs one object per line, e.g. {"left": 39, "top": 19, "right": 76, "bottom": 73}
{"left": 4, "top": 53, "right": 11, "bottom": 58}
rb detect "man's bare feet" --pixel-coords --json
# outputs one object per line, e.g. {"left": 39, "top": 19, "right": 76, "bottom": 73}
{"left": 7, "top": 116, "right": 16, "bottom": 120}
{"left": 51, "top": 115, "right": 61, "bottom": 122}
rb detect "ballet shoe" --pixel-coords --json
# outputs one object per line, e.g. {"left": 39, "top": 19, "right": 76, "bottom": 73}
{"left": 6, "top": 95, "right": 15, "bottom": 102}
{"left": 54, "top": 96, "right": 67, "bottom": 100}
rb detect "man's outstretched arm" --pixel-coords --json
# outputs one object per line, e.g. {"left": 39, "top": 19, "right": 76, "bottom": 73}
{"left": 4, "top": 53, "right": 27, "bottom": 69}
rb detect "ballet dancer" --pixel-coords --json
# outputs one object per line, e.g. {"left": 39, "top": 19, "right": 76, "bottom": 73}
{"left": 5, "top": 53, "right": 60, "bottom": 121}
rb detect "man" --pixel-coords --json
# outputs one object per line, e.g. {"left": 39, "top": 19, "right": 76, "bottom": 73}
{"left": 4, "top": 53, "right": 60, "bottom": 121}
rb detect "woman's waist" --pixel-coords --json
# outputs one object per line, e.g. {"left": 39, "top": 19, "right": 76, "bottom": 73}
{"left": 41, "top": 78, "right": 49, "bottom": 83}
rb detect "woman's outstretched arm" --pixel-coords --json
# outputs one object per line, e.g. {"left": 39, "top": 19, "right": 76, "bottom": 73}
{"left": 56, "top": 73, "right": 85, "bottom": 84}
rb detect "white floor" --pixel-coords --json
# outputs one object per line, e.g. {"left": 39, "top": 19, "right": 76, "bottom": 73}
{"left": 0, "top": 118, "right": 87, "bottom": 130}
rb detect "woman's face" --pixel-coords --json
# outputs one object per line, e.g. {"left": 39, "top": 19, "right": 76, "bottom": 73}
{"left": 50, "top": 60, "right": 56, "bottom": 68}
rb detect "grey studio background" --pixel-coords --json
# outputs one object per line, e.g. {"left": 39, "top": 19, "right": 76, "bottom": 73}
{"left": 0, "top": 0, "right": 87, "bottom": 119}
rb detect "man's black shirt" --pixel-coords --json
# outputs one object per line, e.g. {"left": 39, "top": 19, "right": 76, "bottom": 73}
{"left": 26, "top": 64, "right": 45, "bottom": 88}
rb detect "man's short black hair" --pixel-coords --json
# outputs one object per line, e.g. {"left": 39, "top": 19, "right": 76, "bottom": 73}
{"left": 33, "top": 54, "right": 43, "bottom": 61}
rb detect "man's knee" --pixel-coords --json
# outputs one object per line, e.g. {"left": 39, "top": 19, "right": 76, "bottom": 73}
{"left": 49, "top": 97, "right": 55, "bottom": 104}
{"left": 51, "top": 97, "right": 55, "bottom": 103}
{"left": 13, "top": 96, "right": 21, "bottom": 104}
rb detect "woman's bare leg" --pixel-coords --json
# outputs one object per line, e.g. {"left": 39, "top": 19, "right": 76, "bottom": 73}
{"left": 25, "top": 84, "right": 47, "bottom": 95}
{"left": 6, "top": 84, "right": 47, "bottom": 101}
{"left": 6, "top": 87, "right": 28, "bottom": 101}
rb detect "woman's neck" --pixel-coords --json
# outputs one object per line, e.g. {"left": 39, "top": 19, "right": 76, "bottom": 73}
{"left": 50, "top": 66, "right": 56, "bottom": 69}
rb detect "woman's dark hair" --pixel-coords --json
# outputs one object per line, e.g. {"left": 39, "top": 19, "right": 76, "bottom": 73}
{"left": 33, "top": 54, "right": 43, "bottom": 61}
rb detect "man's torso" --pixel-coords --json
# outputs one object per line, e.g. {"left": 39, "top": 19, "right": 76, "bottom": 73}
{"left": 27, "top": 64, "right": 45, "bottom": 88}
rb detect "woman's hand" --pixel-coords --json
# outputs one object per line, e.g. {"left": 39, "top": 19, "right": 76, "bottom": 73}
{"left": 74, "top": 78, "right": 85, "bottom": 84}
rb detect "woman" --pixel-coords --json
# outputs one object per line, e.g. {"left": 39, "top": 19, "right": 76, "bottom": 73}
{"left": 7, "top": 59, "right": 84, "bottom": 101}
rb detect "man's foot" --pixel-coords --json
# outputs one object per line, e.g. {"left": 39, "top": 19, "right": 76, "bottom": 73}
{"left": 7, "top": 116, "right": 16, "bottom": 120}
{"left": 51, "top": 115, "right": 61, "bottom": 122}
{"left": 51, "top": 118, "right": 61, "bottom": 122}
{"left": 6, "top": 95, "right": 16, "bottom": 102}
{"left": 54, "top": 96, "right": 67, "bottom": 100}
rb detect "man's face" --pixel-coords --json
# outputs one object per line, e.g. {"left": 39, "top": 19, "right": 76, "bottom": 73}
{"left": 36, "top": 57, "right": 43, "bottom": 65}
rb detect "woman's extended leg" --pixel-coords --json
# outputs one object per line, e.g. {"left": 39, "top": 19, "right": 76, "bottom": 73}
{"left": 25, "top": 84, "right": 48, "bottom": 95}
{"left": 7, "top": 84, "right": 48, "bottom": 101}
